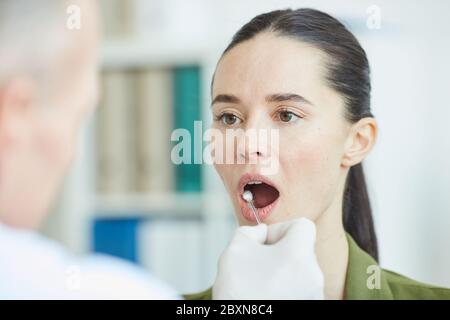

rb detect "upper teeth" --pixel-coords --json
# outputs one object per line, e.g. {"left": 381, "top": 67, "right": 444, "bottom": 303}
{"left": 247, "top": 181, "right": 263, "bottom": 185}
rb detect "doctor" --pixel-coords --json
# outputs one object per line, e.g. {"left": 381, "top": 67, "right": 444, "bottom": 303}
{"left": 0, "top": 0, "right": 178, "bottom": 299}
{"left": 0, "top": 0, "right": 320, "bottom": 300}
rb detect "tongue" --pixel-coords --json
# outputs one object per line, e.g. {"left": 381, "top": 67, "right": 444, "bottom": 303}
{"left": 248, "top": 183, "right": 279, "bottom": 208}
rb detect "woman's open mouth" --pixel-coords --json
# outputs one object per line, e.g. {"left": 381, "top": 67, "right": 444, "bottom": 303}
{"left": 237, "top": 173, "right": 280, "bottom": 223}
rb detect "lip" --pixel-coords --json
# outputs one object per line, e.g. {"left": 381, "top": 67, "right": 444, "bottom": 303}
{"left": 237, "top": 173, "right": 280, "bottom": 223}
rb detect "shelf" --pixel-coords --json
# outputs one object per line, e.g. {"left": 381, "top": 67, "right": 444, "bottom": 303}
{"left": 94, "top": 192, "right": 231, "bottom": 220}
{"left": 95, "top": 192, "right": 202, "bottom": 218}
{"left": 101, "top": 38, "right": 215, "bottom": 69}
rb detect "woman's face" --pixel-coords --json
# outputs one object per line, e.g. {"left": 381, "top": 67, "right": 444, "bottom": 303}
{"left": 211, "top": 32, "right": 353, "bottom": 226}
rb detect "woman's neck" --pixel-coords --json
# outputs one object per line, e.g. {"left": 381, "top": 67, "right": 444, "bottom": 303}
{"left": 314, "top": 193, "right": 349, "bottom": 300}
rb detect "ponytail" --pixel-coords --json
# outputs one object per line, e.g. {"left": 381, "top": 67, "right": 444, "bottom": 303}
{"left": 343, "top": 163, "right": 378, "bottom": 261}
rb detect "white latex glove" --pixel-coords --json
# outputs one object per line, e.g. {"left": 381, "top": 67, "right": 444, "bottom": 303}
{"left": 212, "top": 218, "right": 324, "bottom": 300}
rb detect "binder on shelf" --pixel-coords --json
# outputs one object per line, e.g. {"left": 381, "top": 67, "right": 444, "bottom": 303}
{"left": 97, "top": 70, "right": 137, "bottom": 194}
{"left": 92, "top": 217, "right": 140, "bottom": 263}
{"left": 173, "top": 65, "right": 202, "bottom": 192}
{"left": 135, "top": 68, "right": 174, "bottom": 193}
{"left": 100, "top": 0, "right": 133, "bottom": 38}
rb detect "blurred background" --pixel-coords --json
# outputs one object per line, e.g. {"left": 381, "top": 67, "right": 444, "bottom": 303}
{"left": 41, "top": 0, "right": 450, "bottom": 294}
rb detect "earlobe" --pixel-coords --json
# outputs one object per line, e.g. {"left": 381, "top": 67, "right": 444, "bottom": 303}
{"left": 341, "top": 118, "right": 377, "bottom": 168}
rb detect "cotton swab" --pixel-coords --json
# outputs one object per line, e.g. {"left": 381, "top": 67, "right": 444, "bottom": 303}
{"left": 242, "top": 190, "right": 261, "bottom": 224}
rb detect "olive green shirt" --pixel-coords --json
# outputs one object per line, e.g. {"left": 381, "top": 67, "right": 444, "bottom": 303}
{"left": 184, "top": 233, "right": 450, "bottom": 300}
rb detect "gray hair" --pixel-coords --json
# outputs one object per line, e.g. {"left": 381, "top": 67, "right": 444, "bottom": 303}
{"left": 0, "top": 0, "right": 70, "bottom": 85}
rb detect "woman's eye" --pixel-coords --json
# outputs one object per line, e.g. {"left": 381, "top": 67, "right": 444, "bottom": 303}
{"left": 277, "top": 110, "right": 300, "bottom": 123}
{"left": 220, "top": 113, "right": 241, "bottom": 126}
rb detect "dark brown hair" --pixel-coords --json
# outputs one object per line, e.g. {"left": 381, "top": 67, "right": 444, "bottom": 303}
{"left": 216, "top": 8, "right": 378, "bottom": 260}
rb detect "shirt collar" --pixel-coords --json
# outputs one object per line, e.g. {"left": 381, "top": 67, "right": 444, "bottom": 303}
{"left": 344, "top": 233, "right": 394, "bottom": 299}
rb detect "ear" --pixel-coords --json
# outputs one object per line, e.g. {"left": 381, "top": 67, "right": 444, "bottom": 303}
{"left": 0, "top": 77, "right": 36, "bottom": 150}
{"left": 341, "top": 117, "right": 377, "bottom": 168}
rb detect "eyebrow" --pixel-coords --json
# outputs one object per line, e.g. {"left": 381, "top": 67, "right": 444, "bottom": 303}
{"left": 211, "top": 92, "right": 314, "bottom": 107}
{"left": 266, "top": 93, "right": 314, "bottom": 106}
{"left": 211, "top": 94, "right": 240, "bottom": 106}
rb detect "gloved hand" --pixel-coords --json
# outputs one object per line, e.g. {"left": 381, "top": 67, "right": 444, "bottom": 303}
{"left": 212, "top": 218, "right": 324, "bottom": 300}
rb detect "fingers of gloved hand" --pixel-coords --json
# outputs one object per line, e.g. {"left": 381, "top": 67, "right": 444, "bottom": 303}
{"left": 266, "top": 218, "right": 317, "bottom": 252}
{"left": 216, "top": 225, "right": 269, "bottom": 293}
{"left": 233, "top": 223, "right": 268, "bottom": 244}
{"left": 277, "top": 218, "right": 317, "bottom": 252}
{"left": 266, "top": 219, "right": 296, "bottom": 244}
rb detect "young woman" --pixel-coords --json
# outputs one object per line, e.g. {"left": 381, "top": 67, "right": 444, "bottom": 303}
{"left": 185, "top": 8, "right": 450, "bottom": 299}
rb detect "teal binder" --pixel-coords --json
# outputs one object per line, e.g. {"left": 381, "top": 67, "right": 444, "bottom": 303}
{"left": 173, "top": 65, "right": 202, "bottom": 192}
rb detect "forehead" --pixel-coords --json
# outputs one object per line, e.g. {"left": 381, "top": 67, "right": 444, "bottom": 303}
{"left": 213, "top": 32, "right": 333, "bottom": 105}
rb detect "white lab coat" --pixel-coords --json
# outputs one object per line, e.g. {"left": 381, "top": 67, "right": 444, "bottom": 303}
{"left": 0, "top": 223, "right": 179, "bottom": 299}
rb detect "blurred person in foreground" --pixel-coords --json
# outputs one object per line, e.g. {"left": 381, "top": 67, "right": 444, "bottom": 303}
{"left": 0, "top": 0, "right": 178, "bottom": 299}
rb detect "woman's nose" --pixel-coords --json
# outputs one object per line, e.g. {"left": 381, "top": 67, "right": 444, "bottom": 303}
{"left": 238, "top": 138, "right": 266, "bottom": 163}
{"left": 237, "top": 116, "right": 272, "bottom": 164}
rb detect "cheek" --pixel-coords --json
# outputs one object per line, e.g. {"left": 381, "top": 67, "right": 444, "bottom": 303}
{"left": 213, "top": 162, "right": 235, "bottom": 193}
{"left": 279, "top": 127, "right": 343, "bottom": 206}
{"left": 36, "top": 116, "right": 77, "bottom": 169}
{"left": 282, "top": 139, "right": 330, "bottom": 183}
{"left": 281, "top": 126, "right": 334, "bottom": 172}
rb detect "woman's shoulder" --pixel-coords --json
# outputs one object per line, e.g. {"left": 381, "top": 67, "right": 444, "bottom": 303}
{"left": 183, "top": 287, "right": 213, "bottom": 300}
{"left": 181, "top": 272, "right": 450, "bottom": 300}
{"left": 346, "top": 233, "right": 450, "bottom": 300}
{"left": 383, "top": 269, "right": 450, "bottom": 300}
{"left": 183, "top": 271, "right": 450, "bottom": 300}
